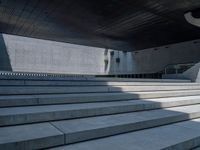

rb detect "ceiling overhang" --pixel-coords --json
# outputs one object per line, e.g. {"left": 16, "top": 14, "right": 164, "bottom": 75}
{"left": 0, "top": 0, "right": 199, "bottom": 51}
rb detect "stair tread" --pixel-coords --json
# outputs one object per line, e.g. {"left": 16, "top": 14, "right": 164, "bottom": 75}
{"left": 1, "top": 104, "right": 200, "bottom": 149}
{"left": 0, "top": 77, "right": 199, "bottom": 149}
{"left": 1, "top": 89, "right": 200, "bottom": 108}
{"left": 0, "top": 85, "right": 200, "bottom": 95}
{"left": 1, "top": 95, "right": 200, "bottom": 116}
{"left": 49, "top": 118, "right": 200, "bottom": 150}
{"left": 50, "top": 104, "right": 200, "bottom": 135}
{"left": 1, "top": 89, "right": 200, "bottom": 99}
{"left": 0, "top": 80, "right": 197, "bottom": 86}
{"left": 0, "top": 122, "right": 64, "bottom": 149}
{"left": 0, "top": 77, "right": 191, "bottom": 82}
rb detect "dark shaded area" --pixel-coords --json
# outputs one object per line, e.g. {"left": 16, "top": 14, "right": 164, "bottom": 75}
{"left": 0, "top": 34, "right": 12, "bottom": 71}
{"left": 0, "top": 0, "right": 199, "bottom": 50}
{"left": 192, "top": 8, "right": 200, "bottom": 18}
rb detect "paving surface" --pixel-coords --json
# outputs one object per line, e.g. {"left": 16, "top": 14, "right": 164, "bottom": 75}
{"left": 49, "top": 119, "right": 200, "bottom": 150}
{"left": 1, "top": 78, "right": 200, "bottom": 150}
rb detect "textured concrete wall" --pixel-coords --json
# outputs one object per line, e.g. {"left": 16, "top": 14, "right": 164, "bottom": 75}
{"left": 1, "top": 34, "right": 105, "bottom": 74}
{"left": 183, "top": 62, "right": 200, "bottom": 82}
{"left": 0, "top": 33, "right": 200, "bottom": 75}
{"left": 107, "top": 40, "right": 200, "bottom": 74}
{"left": 131, "top": 40, "right": 200, "bottom": 74}
{"left": 0, "top": 35, "right": 12, "bottom": 71}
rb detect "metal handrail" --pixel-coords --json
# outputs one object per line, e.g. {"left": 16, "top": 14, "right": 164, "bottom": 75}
{"left": 0, "top": 71, "right": 95, "bottom": 80}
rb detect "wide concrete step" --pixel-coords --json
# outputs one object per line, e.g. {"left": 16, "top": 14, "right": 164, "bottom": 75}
{"left": 50, "top": 104, "right": 200, "bottom": 144}
{"left": 50, "top": 118, "right": 200, "bottom": 150}
{"left": 0, "top": 123, "right": 64, "bottom": 150}
{"left": 1, "top": 96, "right": 200, "bottom": 126}
{"left": 1, "top": 85, "right": 200, "bottom": 95}
{"left": 1, "top": 90, "right": 200, "bottom": 107}
{"left": 93, "top": 77, "right": 191, "bottom": 83}
{"left": 1, "top": 105, "right": 200, "bottom": 150}
{"left": 0, "top": 80, "right": 195, "bottom": 86}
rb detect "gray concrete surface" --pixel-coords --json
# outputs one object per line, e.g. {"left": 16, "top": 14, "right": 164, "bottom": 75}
{"left": 1, "top": 33, "right": 200, "bottom": 75}
{"left": 1, "top": 34, "right": 105, "bottom": 74}
{"left": 0, "top": 85, "right": 200, "bottom": 95}
{"left": 50, "top": 104, "right": 200, "bottom": 144}
{"left": 1, "top": 105, "right": 200, "bottom": 149}
{"left": 0, "top": 80, "right": 195, "bottom": 86}
{"left": 1, "top": 90, "right": 200, "bottom": 107}
{"left": 107, "top": 39, "right": 200, "bottom": 74}
{"left": 0, "top": 78, "right": 200, "bottom": 149}
{"left": 49, "top": 119, "right": 200, "bottom": 150}
{"left": 0, "top": 99, "right": 200, "bottom": 126}
{"left": 0, "top": 123, "right": 64, "bottom": 150}
{"left": 183, "top": 62, "right": 200, "bottom": 82}
{"left": 0, "top": 35, "right": 12, "bottom": 71}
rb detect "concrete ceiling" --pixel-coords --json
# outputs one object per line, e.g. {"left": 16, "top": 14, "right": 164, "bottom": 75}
{"left": 0, "top": 0, "right": 199, "bottom": 51}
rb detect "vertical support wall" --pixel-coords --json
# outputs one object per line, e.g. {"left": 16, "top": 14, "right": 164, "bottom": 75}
{"left": 0, "top": 34, "right": 12, "bottom": 71}
{"left": 106, "top": 40, "right": 200, "bottom": 74}
{"left": 0, "top": 33, "right": 199, "bottom": 75}
{"left": 1, "top": 34, "right": 105, "bottom": 74}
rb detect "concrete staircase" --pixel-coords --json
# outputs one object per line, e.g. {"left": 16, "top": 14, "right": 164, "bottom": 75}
{"left": 1, "top": 77, "right": 200, "bottom": 150}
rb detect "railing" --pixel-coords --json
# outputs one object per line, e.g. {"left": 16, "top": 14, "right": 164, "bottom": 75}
{"left": 0, "top": 63, "right": 195, "bottom": 80}
{"left": 97, "top": 63, "right": 196, "bottom": 79}
{"left": 0, "top": 71, "right": 95, "bottom": 80}
{"left": 96, "top": 73, "right": 163, "bottom": 79}
{"left": 161, "top": 63, "right": 195, "bottom": 75}
{"left": 0, "top": 71, "right": 164, "bottom": 80}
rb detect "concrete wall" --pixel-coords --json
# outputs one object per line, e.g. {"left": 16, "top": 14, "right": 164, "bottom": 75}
{"left": 0, "top": 33, "right": 200, "bottom": 75}
{"left": 107, "top": 40, "right": 200, "bottom": 74}
{"left": 1, "top": 34, "right": 105, "bottom": 74}
{"left": 0, "top": 35, "right": 12, "bottom": 71}
{"left": 183, "top": 62, "right": 200, "bottom": 82}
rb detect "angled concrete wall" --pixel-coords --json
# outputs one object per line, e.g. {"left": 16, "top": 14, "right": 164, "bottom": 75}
{"left": 0, "top": 35, "right": 12, "bottom": 71}
{"left": 183, "top": 62, "right": 200, "bottom": 82}
{"left": 0, "top": 33, "right": 199, "bottom": 75}
{"left": 1, "top": 34, "right": 105, "bottom": 74}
